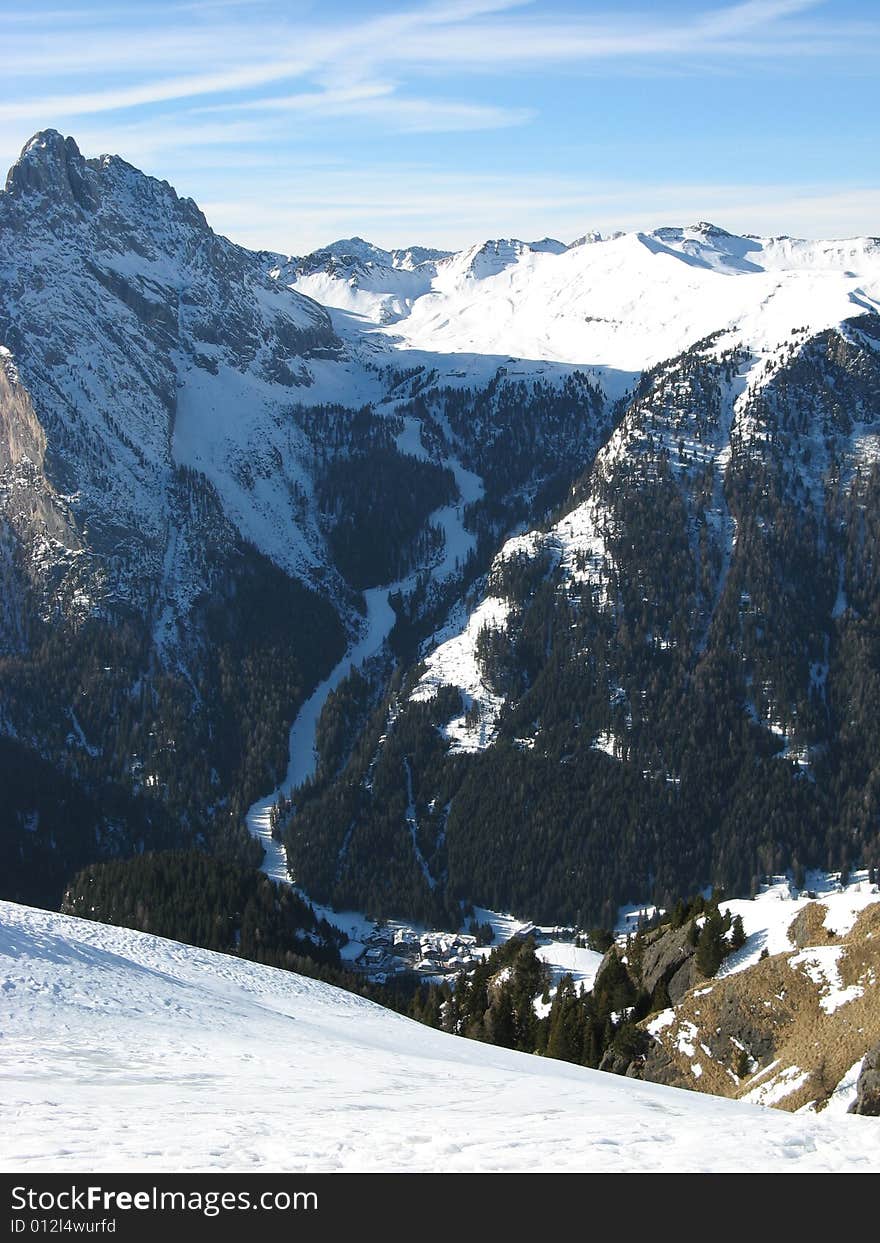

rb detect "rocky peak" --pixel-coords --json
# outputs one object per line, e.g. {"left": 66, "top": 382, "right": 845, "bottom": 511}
{"left": 4, "top": 131, "right": 210, "bottom": 241}
{"left": 0, "top": 126, "right": 344, "bottom": 650}
{"left": 527, "top": 237, "right": 568, "bottom": 255}
{"left": 391, "top": 244, "right": 452, "bottom": 269}
{"left": 690, "top": 221, "right": 733, "bottom": 238}
{"left": 5, "top": 130, "right": 98, "bottom": 211}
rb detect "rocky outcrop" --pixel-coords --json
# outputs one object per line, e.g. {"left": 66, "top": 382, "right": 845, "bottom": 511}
{"left": 0, "top": 354, "right": 79, "bottom": 542}
{"left": 636, "top": 1040, "right": 689, "bottom": 1089}
{"left": 5, "top": 131, "right": 99, "bottom": 211}
{"left": 639, "top": 921, "right": 700, "bottom": 1003}
{"left": 0, "top": 354, "right": 85, "bottom": 641}
{"left": 634, "top": 900, "right": 880, "bottom": 1114}
{"left": 848, "top": 1042, "right": 880, "bottom": 1117}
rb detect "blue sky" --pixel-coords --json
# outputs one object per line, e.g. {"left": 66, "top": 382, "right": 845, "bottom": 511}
{"left": 2, "top": 0, "right": 878, "bottom": 252}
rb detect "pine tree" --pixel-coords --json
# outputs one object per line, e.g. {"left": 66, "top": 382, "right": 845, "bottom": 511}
{"left": 484, "top": 989, "right": 517, "bottom": 1049}
{"left": 695, "top": 909, "right": 726, "bottom": 977}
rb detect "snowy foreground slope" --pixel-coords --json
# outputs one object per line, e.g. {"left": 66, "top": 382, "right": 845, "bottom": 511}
{"left": 2, "top": 902, "right": 878, "bottom": 1173}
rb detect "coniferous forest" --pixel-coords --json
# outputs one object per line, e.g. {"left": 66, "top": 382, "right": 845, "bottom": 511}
{"left": 282, "top": 321, "right": 880, "bottom": 928}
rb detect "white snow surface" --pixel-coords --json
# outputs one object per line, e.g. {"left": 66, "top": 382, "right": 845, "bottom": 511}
{"left": 804, "top": 1057, "right": 865, "bottom": 1117}
{"left": 743, "top": 1065, "right": 812, "bottom": 1108}
{"left": 410, "top": 594, "right": 511, "bottom": 752}
{"left": 286, "top": 226, "right": 880, "bottom": 393}
{"left": 788, "top": 945, "right": 866, "bottom": 1015}
{"left": 536, "top": 941, "right": 605, "bottom": 993}
{"left": 3, "top": 900, "right": 879, "bottom": 1174}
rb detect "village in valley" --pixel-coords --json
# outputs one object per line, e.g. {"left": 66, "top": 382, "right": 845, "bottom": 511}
{"left": 356, "top": 926, "right": 482, "bottom": 981}
{"left": 352, "top": 920, "right": 569, "bottom": 982}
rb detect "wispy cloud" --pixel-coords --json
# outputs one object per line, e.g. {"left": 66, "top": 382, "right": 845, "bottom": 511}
{"left": 381, "top": 0, "right": 872, "bottom": 66}
{"left": 0, "top": 59, "right": 322, "bottom": 124}
{"left": 0, "top": 0, "right": 535, "bottom": 131}
{"left": 2, "top": 0, "right": 875, "bottom": 124}
{"left": 2, "top": 0, "right": 877, "bottom": 252}
{"left": 195, "top": 80, "right": 532, "bottom": 132}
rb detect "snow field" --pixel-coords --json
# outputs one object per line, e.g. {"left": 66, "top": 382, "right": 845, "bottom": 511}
{"left": 3, "top": 900, "right": 879, "bottom": 1173}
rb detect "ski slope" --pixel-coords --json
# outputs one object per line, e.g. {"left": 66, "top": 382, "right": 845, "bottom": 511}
{"left": 2, "top": 901, "right": 878, "bottom": 1173}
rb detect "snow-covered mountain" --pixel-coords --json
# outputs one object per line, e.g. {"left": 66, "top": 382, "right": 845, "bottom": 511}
{"left": 0, "top": 132, "right": 388, "bottom": 901}
{"left": 270, "top": 237, "right": 452, "bottom": 326}
{"left": 289, "top": 313, "right": 880, "bottom": 927}
{"left": 0, "top": 132, "right": 612, "bottom": 912}
{"left": 276, "top": 221, "right": 880, "bottom": 394}
{"left": 3, "top": 898, "right": 878, "bottom": 1172}
{"left": 5, "top": 130, "right": 880, "bottom": 1140}
{"left": 0, "top": 129, "right": 362, "bottom": 635}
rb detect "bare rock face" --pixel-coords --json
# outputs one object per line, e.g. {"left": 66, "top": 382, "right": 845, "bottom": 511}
{"left": 639, "top": 920, "right": 700, "bottom": 1002}
{"left": 0, "top": 353, "right": 85, "bottom": 645}
{"left": 5, "top": 131, "right": 99, "bottom": 210}
{"left": 636, "top": 1040, "right": 689, "bottom": 1089}
{"left": 848, "top": 1042, "right": 880, "bottom": 1116}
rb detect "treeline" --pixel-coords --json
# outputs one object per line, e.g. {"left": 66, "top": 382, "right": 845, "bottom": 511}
{"left": 0, "top": 735, "right": 182, "bottom": 909}
{"left": 285, "top": 686, "right": 465, "bottom": 928}
{"left": 196, "top": 545, "right": 346, "bottom": 821}
{"left": 62, "top": 851, "right": 347, "bottom": 967}
{"left": 296, "top": 399, "right": 459, "bottom": 588}
{"left": 318, "top": 448, "right": 457, "bottom": 589}
{"left": 404, "top": 369, "right": 607, "bottom": 499}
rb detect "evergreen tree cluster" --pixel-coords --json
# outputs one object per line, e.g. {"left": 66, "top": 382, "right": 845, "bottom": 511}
{"left": 0, "top": 530, "right": 345, "bottom": 908}
{"left": 404, "top": 370, "right": 607, "bottom": 500}
{"left": 317, "top": 449, "right": 457, "bottom": 590}
{"left": 62, "top": 851, "right": 347, "bottom": 968}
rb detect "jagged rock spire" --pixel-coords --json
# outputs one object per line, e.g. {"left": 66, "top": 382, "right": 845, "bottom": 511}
{"left": 5, "top": 130, "right": 98, "bottom": 210}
